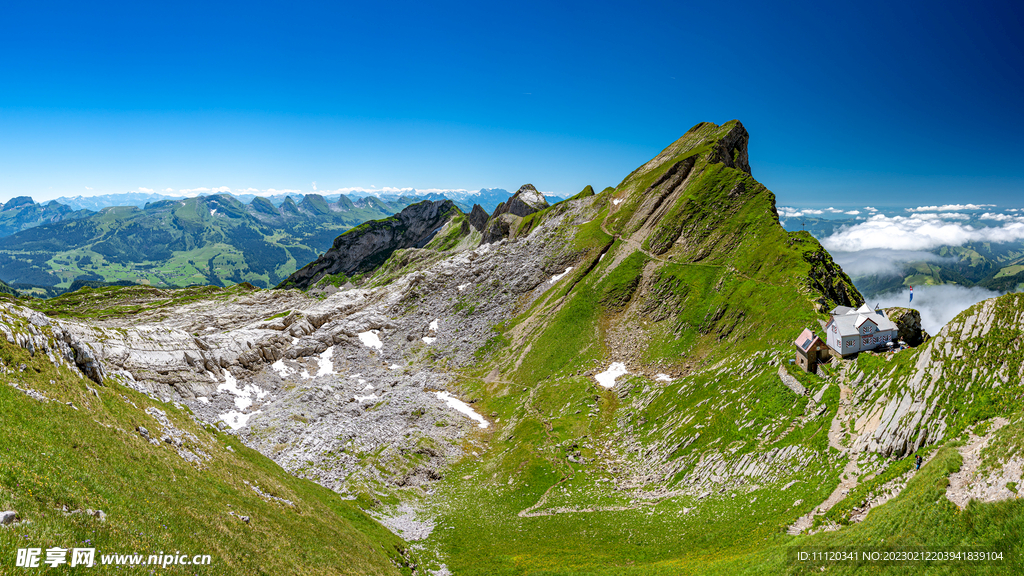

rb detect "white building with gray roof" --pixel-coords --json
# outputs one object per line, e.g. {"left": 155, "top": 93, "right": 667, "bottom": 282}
{"left": 824, "top": 303, "right": 898, "bottom": 357}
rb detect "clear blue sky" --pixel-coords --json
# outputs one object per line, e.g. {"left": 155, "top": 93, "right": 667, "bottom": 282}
{"left": 1, "top": 0, "right": 1022, "bottom": 206}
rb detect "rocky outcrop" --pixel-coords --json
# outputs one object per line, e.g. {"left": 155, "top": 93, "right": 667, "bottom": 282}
{"left": 803, "top": 245, "right": 863, "bottom": 309}
{"left": 479, "top": 185, "right": 549, "bottom": 245}
{"left": 468, "top": 204, "right": 489, "bottom": 232}
{"left": 491, "top": 184, "right": 548, "bottom": 219}
{"left": 886, "top": 307, "right": 930, "bottom": 346}
{"left": 279, "top": 200, "right": 459, "bottom": 290}
{"left": 480, "top": 214, "right": 518, "bottom": 245}
{"left": 705, "top": 121, "right": 751, "bottom": 175}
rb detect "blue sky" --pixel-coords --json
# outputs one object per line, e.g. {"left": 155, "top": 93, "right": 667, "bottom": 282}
{"left": 1, "top": 0, "right": 1022, "bottom": 206}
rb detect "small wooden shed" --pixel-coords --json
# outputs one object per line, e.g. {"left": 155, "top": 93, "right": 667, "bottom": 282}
{"left": 794, "top": 328, "right": 829, "bottom": 374}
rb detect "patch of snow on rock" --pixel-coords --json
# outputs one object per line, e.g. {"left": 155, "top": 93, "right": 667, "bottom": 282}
{"left": 612, "top": 198, "right": 623, "bottom": 205}
{"left": 655, "top": 373, "right": 672, "bottom": 382}
{"left": 220, "top": 410, "right": 260, "bottom": 430}
{"left": 389, "top": 363, "right": 401, "bottom": 370}
{"left": 271, "top": 359, "right": 291, "bottom": 378}
{"left": 354, "top": 394, "right": 379, "bottom": 403}
{"left": 422, "top": 337, "right": 437, "bottom": 344}
{"left": 435, "top": 391, "right": 489, "bottom": 428}
{"left": 549, "top": 267, "right": 573, "bottom": 284}
{"left": 457, "top": 284, "right": 468, "bottom": 291}
{"left": 357, "top": 330, "right": 383, "bottom": 350}
{"left": 217, "top": 370, "right": 269, "bottom": 410}
{"left": 595, "top": 362, "right": 628, "bottom": 388}
{"left": 316, "top": 346, "right": 335, "bottom": 377}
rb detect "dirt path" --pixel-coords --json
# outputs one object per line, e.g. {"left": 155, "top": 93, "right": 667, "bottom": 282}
{"left": 788, "top": 377, "right": 860, "bottom": 534}
{"left": 947, "top": 417, "right": 1013, "bottom": 509}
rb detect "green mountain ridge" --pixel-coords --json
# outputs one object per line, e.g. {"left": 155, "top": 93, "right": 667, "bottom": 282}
{"left": 0, "top": 193, "right": 423, "bottom": 292}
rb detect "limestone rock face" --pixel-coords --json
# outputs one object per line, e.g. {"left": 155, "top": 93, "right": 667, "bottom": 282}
{"left": 491, "top": 184, "right": 549, "bottom": 219}
{"left": 480, "top": 214, "right": 518, "bottom": 245}
{"left": 479, "top": 185, "right": 549, "bottom": 244}
{"left": 887, "top": 307, "right": 930, "bottom": 346}
{"left": 468, "top": 204, "right": 489, "bottom": 232}
{"left": 706, "top": 121, "right": 751, "bottom": 175}
{"left": 280, "top": 200, "right": 459, "bottom": 290}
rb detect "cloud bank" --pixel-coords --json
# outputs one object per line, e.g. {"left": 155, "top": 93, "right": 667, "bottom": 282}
{"left": 831, "top": 249, "right": 956, "bottom": 277}
{"left": 873, "top": 285, "right": 1006, "bottom": 335}
{"left": 821, "top": 213, "right": 1024, "bottom": 251}
{"left": 905, "top": 204, "right": 996, "bottom": 212}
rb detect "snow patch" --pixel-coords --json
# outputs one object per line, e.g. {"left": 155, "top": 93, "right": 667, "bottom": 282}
{"left": 354, "top": 394, "right": 379, "bottom": 403}
{"left": 196, "top": 396, "right": 209, "bottom": 404}
{"left": 271, "top": 359, "right": 291, "bottom": 378}
{"left": 358, "top": 330, "right": 383, "bottom": 350}
{"left": 594, "top": 363, "right": 628, "bottom": 388}
{"left": 435, "top": 391, "right": 489, "bottom": 428}
{"left": 220, "top": 410, "right": 260, "bottom": 430}
{"left": 316, "top": 346, "right": 335, "bottom": 377}
{"left": 457, "top": 284, "right": 469, "bottom": 291}
{"left": 549, "top": 267, "right": 573, "bottom": 284}
{"left": 389, "top": 363, "right": 401, "bottom": 370}
{"left": 655, "top": 373, "right": 672, "bottom": 382}
{"left": 422, "top": 337, "right": 436, "bottom": 344}
{"left": 217, "top": 370, "right": 269, "bottom": 410}
{"left": 612, "top": 198, "right": 623, "bottom": 205}
{"left": 429, "top": 319, "right": 439, "bottom": 331}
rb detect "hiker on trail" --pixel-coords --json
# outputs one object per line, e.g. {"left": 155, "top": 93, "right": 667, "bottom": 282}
{"left": 916, "top": 455, "right": 922, "bottom": 470}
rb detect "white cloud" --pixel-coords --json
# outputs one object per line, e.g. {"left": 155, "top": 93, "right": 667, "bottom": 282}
{"left": 84, "top": 186, "right": 93, "bottom": 190}
{"left": 832, "top": 249, "right": 956, "bottom": 277}
{"left": 864, "top": 206, "right": 878, "bottom": 212}
{"left": 778, "top": 206, "right": 824, "bottom": 218}
{"left": 844, "top": 210, "right": 861, "bottom": 215}
{"left": 821, "top": 213, "right": 1024, "bottom": 251}
{"left": 211, "top": 186, "right": 231, "bottom": 193}
{"left": 905, "top": 204, "right": 995, "bottom": 212}
{"left": 236, "top": 188, "right": 260, "bottom": 193}
{"left": 138, "top": 187, "right": 154, "bottom": 193}
{"left": 311, "top": 181, "right": 317, "bottom": 191}
{"left": 178, "top": 187, "right": 211, "bottom": 196}
{"left": 264, "top": 188, "right": 302, "bottom": 195}
{"left": 825, "top": 207, "right": 844, "bottom": 213}
{"left": 979, "top": 212, "right": 1022, "bottom": 222}
{"left": 163, "top": 188, "right": 174, "bottom": 192}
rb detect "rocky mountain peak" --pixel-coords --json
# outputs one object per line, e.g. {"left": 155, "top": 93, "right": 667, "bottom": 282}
{"left": 2, "top": 196, "right": 35, "bottom": 211}
{"left": 278, "top": 199, "right": 459, "bottom": 289}
{"left": 709, "top": 120, "right": 751, "bottom": 175}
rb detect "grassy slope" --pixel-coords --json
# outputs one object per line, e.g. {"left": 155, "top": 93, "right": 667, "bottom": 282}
{"left": 0, "top": 339, "right": 413, "bottom": 575}
{"left": 401, "top": 122, "right": 873, "bottom": 574}
{"left": 401, "top": 123, "right": 1024, "bottom": 574}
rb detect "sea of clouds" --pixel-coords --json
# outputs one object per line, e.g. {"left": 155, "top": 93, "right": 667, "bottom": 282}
{"left": 783, "top": 203, "right": 1024, "bottom": 333}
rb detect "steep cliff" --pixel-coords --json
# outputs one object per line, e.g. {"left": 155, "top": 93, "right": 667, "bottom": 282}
{"left": 278, "top": 200, "right": 460, "bottom": 290}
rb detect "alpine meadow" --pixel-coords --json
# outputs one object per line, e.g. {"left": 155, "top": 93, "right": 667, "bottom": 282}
{"left": 2, "top": 120, "right": 1024, "bottom": 575}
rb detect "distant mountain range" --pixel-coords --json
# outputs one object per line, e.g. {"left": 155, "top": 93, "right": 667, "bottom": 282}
{"left": 54, "top": 188, "right": 564, "bottom": 215}
{"left": 0, "top": 193, "right": 426, "bottom": 292}
{"left": 0, "top": 196, "right": 93, "bottom": 237}
{"left": 0, "top": 188, "right": 567, "bottom": 295}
